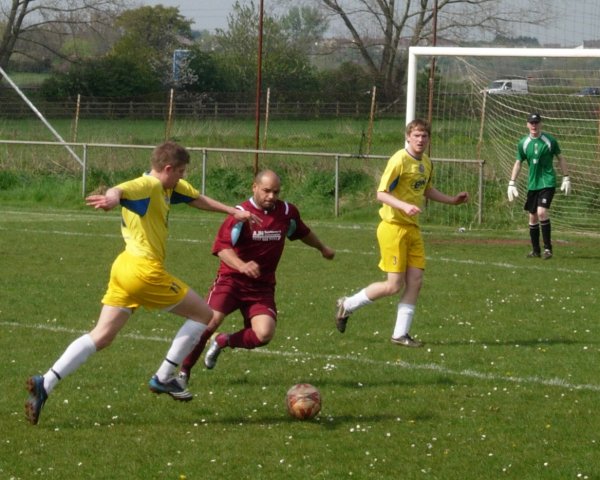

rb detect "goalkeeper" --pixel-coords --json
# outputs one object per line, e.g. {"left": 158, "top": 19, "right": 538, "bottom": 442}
{"left": 507, "top": 113, "right": 570, "bottom": 259}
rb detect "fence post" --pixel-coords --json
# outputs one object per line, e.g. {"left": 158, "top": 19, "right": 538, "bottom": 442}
{"left": 82, "top": 144, "right": 88, "bottom": 197}
{"left": 477, "top": 160, "right": 484, "bottom": 225}
{"left": 335, "top": 155, "right": 340, "bottom": 217}
{"left": 202, "top": 149, "right": 207, "bottom": 195}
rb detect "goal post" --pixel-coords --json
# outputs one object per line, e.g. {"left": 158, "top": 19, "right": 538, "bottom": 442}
{"left": 405, "top": 46, "right": 600, "bottom": 232}
{"left": 406, "top": 46, "right": 600, "bottom": 124}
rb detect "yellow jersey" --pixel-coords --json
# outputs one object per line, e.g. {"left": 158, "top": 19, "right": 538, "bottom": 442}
{"left": 377, "top": 149, "right": 433, "bottom": 226}
{"left": 116, "top": 174, "right": 199, "bottom": 262}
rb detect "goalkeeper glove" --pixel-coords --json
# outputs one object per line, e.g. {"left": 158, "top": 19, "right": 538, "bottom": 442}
{"left": 560, "top": 176, "right": 571, "bottom": 195}
{"left": 507, "top": 180, "right": 519, "bottom": 202}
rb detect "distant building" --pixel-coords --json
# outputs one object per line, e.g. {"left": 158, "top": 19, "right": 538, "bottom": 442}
{"left": 576, "top": 40, "right": 600, "bottom": 49}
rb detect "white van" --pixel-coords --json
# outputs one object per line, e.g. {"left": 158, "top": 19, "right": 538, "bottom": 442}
{"left": 485, "top": 79, "right": 528, "bottom": 94}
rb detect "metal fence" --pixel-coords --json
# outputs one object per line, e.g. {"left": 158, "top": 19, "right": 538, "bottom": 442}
{"left": 0, "top": 98, "right": 406, "bottom": 120}
{"left": 0, "top": 139, "right": 484, "bottom": 222}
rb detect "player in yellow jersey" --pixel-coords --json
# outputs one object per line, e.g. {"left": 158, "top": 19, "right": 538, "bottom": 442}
{"left": 25, "top": 141, "right": 259, "bottom": 425}
{"left": 335, "top": 119, "right": 469, "bottom": 347}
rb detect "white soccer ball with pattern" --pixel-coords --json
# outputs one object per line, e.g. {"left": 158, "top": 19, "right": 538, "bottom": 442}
{"left": 286, "top": 383, "right": 321, "bottom": 420}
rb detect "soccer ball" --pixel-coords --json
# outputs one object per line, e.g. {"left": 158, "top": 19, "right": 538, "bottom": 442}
{"left": 286, "top": 383, "right": 321, "bottom": 420}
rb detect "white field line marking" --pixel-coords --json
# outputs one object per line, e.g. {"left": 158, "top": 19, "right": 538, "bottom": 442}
{"left": 435, "top": 256, "right": 594, "bottom": 275}
{"left": 0, "top": 209, "right": 228, "bottom": 226}
{"left": 2, "top": 320, "right": 600, "bottom": 393}
{"left": 1, "top": 224, "right": 597, "bottom": 276}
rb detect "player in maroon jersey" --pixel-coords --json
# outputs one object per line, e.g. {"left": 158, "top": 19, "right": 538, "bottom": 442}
{"left": 178, "top": 169, "right": 335, "bottom": 384}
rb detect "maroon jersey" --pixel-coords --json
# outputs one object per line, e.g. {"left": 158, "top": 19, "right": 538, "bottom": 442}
{"left": 212, "top": 198, "right": 310, "bottom": 285}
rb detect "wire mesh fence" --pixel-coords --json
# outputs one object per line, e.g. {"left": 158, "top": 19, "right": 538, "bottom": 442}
{"left": 0, "top": 139, "right": 484, "bottom": 225}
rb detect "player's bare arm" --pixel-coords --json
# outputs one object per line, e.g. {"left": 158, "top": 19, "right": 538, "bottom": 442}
{"left": 557, "top": 154, "right": 569, "bottom": 177}
{"left": 300, "top": 231, "right": 335, "bottom": 260}
{"left": 85, "top": 187, "right": 122, "bottom": 211}
{"left": 189, "top": 196, "right": 261, "bottom": 226}
{"left": 231, "top": 209, "right": 262, "bottom": 226}
{"left": 425, "top": 187, "right": 469, "bottom": 205}
{"left": 217, "top": 248, "right": 261, "bottom": 278}
{"left": 510, "top": 160, "right": 522, "bottom": 181}
{"left": 377, "top": 191, "right": 422, "bottom": 216}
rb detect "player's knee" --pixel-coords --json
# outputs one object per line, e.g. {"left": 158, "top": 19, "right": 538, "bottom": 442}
{"left": 255, "top": 329, "right": 274, "bottom": 344}
{"left": 384, "top": 281, "right": 404, "bottom": 296}
{"left": 253, "top": 322, "right": 275, "bottom": 344}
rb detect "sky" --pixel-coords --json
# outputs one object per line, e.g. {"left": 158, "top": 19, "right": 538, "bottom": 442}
{"left": 139, "top": 0, "right": 237, "bottom": 32}
{"left": 138, "top": 0, "right": 600, "bottom": 47}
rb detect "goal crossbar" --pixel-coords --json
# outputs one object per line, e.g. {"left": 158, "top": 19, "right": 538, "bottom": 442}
{"left": 406, "top": 46, "right": 600, "bottom": 124}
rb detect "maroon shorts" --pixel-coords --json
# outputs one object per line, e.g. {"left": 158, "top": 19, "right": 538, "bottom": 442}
{"left": 206, "top": 275, "right": 277, "bottom": 328}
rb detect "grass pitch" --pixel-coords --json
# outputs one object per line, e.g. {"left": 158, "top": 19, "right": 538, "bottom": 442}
{"left": 1, "top": 205, "right": 599, "bottom": 479}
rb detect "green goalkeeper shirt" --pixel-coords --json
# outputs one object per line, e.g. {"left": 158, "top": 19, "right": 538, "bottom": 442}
{"left": 516, "top": 132, "right": 561, "bottom": 191}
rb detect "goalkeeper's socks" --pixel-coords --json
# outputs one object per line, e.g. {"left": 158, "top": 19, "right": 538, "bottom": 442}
{"left": 529, "top": 223, "right": 541, "bottom": 253}
{"left": 541, "top": 218, "right": 552, "bottom": 251}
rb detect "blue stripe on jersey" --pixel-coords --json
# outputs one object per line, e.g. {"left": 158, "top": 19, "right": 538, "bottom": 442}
{"left": 171, "top": 191, "right": 196, "bottom": 204}
{"left": 389, "top": 175, "right": 400, "bottom": 192}
{"left": 287, "top": 219, "right": 297, "bottom": 238}
{"left": 120, "top": 198, "right": 150, "bottom": 216}
{"left": 231, "top": 221, "right": 244, "bottom": 246}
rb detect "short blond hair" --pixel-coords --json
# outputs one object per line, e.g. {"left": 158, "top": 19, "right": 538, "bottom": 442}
{"left": 151, "top": 141, "right": 190, "bottom": 171}
{"left": 405, "top": 118, "right": 431, "bottom": 137}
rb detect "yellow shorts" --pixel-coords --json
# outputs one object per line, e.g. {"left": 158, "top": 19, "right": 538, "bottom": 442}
{"left": 101, "top": 251, "right": 190, "bottom": 310}
{"left": 376, "top": 221, "right": 426, "bottom": 273}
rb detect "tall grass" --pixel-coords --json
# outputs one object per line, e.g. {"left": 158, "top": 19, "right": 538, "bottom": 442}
{"left": 0, "top": 117, "right": 594, "bottom": 230}
{"left": 0, "top": 117, "right": 404, "bottom": 152}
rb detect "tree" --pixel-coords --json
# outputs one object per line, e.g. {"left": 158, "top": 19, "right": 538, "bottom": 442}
{"left": 280, "top": 6, "right": 329, "bottom": 55}
{"left": 214, "top": 1, "right": 320, "bottom": 100}
{"left": 0, "top": 0, "right": 128, "bottom": 73}
{"left": 36, "top": 5, "right": 204, "bottom": 99}
{"left": 308, "top": 0, "right": 548, "bottom": 101}
{"left": 318, "top": 61, "right": 372, "bottom": 102}
{"left": 40, "top": 56, "right": 161, "bottom": 99}
{"left": 110, "top": 5, "right": 194, "bottom": 86}
{"left": 184, "top": 48, "right": 223, "bottom": 93}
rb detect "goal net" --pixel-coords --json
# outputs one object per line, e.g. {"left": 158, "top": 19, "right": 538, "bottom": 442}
{"left": 406, "top": 47, "right": 600, "bottom": 233}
